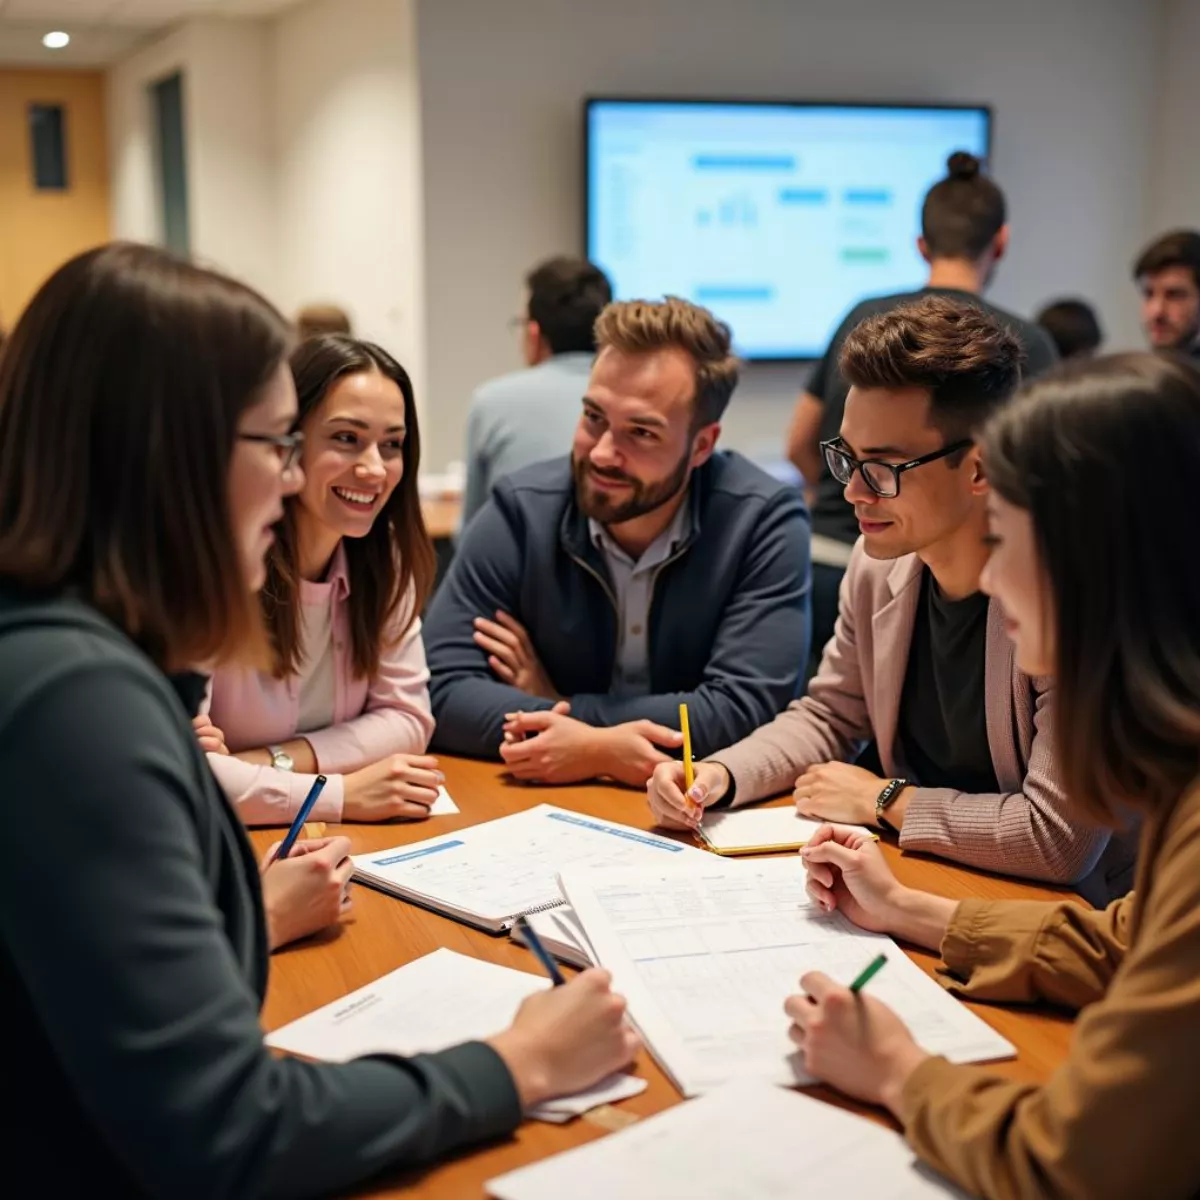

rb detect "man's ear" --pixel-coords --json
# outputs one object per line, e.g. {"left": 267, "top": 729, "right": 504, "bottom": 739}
{"left": 691, "top": 422, "right": 721, "bottom": 468}
{"left": 991, "top": 225, "right": 1010, "bottom": 263}
{"left": 968, "top": 444, "right": 989, "bottom": 495}
{"left": 917, "top": 235, "right": 932, "bottom": 265}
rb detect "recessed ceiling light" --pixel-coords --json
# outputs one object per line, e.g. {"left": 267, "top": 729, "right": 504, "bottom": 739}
{"left": 43, "top": 31, "right": 71, "bottom": 50}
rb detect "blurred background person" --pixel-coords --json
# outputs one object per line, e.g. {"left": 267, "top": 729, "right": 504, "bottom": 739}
{"left": 296, "top": 302, "right": 353, "bottom": 341}
{"left": 1036, "top": 297, "right": 1104, "bottom": 361}
{"left": 1132, "top": 229, "right": 1200, "bottom": 360}
{"left": 460, "top": 256, "right": 612, "bottom": 529}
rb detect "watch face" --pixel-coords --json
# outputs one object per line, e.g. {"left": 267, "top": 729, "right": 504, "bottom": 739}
{"left": 273, "top": 751, "right": 295, "bottom": 772}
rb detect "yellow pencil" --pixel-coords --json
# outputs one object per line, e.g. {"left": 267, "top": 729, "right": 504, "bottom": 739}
{"left": 680, "top": 702, "right": 695, "bottom": 793}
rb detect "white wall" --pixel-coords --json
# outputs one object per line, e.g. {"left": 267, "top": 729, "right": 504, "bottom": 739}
{"left": 272, "top": 0, "right": 426, "bottom": 403}
{"left": 107, "top": 24, "right": 193, "bottom": 247}
{"left": 416, "top": 0, "right": 1160, "bottom": 469}
{"left": 186, "top": 20, "right": 276, "bottom": 296}
{"left": 1150, "top": 0, "right": 1200, "bottom": 234}
{"left": 107, "top": 0, "right": 426, "bottom": 405}
{"left": 107, "top": 19, "right": 277, "bottom": 297}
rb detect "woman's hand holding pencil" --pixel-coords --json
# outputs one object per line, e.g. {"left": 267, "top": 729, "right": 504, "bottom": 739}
{"left": 646, "top": 760, "right": 732, "bottom": 830}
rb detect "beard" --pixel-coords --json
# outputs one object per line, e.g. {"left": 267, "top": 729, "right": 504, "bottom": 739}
{"left": 573, "top": 451, "right": 691, "bottom": 526}
{"left": 1147, "top": 313, "right": 1200, "bottom": 351}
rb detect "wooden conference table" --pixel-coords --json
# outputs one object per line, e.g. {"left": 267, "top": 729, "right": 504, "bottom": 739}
{"left": 254, "top": 757, "right": 1079, "bottom": 1199}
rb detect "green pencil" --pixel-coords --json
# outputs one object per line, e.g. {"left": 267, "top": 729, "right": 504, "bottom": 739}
{"left": 849, "top": 953, "right": 888, "bottom": 993}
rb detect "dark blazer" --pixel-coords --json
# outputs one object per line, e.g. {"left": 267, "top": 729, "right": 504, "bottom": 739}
{"left": 425, "top": 451, "right": 812, "bottom": 759}
{"left": 0, "top": 590, "right": 520, "bottom": 1198}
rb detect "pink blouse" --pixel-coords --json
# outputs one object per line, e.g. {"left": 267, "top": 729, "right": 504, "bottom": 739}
{"left": 204, "top": 544, "right": 435, "bottom": 824}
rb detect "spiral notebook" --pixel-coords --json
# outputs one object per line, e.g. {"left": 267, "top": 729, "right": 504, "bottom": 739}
{"left": 352, "top": 804, "right": 710, "bottom": 933}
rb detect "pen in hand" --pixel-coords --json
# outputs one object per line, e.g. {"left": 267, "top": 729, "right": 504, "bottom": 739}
{"left": 268, "top": 775, "right": 329, "bottom": 866}
{"left": 515, "top": 916, "right": 566, "bottom": 986}
{"left": 848, "top": 952, "right": 888, "bottom": 994}
{"left": 679, "top": 702, "right": 697, "bottom": 820}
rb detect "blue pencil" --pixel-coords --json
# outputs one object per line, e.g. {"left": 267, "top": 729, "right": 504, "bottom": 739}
{"left": 271, "top": 775, "right": 328, "bottom": 864}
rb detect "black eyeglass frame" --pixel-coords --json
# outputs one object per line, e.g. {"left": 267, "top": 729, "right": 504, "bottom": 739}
{"left": 238, "top": 430, "right": 305, "bottom": 472}
{"left": 820, "top": 437, "right": 974, "bottom": 498}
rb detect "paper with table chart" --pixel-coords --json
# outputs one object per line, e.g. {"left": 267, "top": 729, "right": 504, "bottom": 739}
{"left": 486, "top": 1081, "right": 969, "bottom": 1200}
{"left": 559, "top": 857, "right": 1013, "bottom": 1096}
{"left": 698, "top": 805, "right": 872, "bottom": 854}
{"left": 265, "top": 948, "right": 645, "bottom": 1122}
{"left": 352, "top": 804, "right": 710, "bottom": 932}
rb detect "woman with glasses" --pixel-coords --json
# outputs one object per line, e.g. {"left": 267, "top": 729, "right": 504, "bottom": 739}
{"left": 0, "top": 244, "right": 638, "bottom": 1195}
{"left": 786, "top": 351, "right": 1200, "bottom": 1200}
{"left": 200, "top": 336, "right": 447, "bottom": 835}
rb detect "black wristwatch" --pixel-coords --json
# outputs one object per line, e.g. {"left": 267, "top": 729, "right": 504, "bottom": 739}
{"left": 875, "top": 778, "right": 910, "bottom": 831}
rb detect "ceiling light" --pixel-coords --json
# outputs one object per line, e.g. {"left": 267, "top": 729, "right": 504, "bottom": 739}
{"left": 43, "top": 31, "right": 71, "bottom": 50}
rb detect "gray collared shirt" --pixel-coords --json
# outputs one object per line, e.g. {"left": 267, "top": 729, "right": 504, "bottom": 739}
{"left": 588, "top": 498, "right": 690, "bottom": 697}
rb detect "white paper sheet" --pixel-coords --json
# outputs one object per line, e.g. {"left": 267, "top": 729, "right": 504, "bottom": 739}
{"left": 353, "top": 804, "right": 709, "bottom": 930}
{"left": 429, "top": 786, "right": 459, "bottom": 815}
{"left": 699, "top": 806, "right": 871, "bottom": 853}
{"left": 487, "top": 1081, "right": 969, "bottom": 1199}
{"left": 560, "top": 858, "right": 1013, "bottom": 1096}
{"left": 265, "top": 948, "right": 645, "bottom": 1122}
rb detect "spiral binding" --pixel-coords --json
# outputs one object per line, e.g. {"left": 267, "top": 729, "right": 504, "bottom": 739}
{"left": 501, "top": 897, "right": 566, "bottom": 931}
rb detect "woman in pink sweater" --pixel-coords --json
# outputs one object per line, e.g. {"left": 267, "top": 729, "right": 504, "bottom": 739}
{"left": 200, "top": 336, "right": 442, "bottom": 825}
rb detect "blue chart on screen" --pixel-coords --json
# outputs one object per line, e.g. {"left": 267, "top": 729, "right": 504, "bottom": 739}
{"left": 586, "top": 100, "right": 991, "bottom": 360}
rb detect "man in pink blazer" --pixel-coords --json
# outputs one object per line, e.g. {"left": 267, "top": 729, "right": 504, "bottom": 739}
{"left": 648, "top": 295, "right": 1136, "bottom": 904}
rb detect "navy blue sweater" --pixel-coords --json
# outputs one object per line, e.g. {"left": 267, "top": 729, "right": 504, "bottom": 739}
{"left": 425, "top": 452, "right": 812, "bottom": 759}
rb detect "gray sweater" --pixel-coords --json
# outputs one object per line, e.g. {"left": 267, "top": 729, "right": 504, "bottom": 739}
{"left": 0, "top": 589, "right": 521, "bottom": 1198}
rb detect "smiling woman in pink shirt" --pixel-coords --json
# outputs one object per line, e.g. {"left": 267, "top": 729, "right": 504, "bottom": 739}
{"left": 200, "top": 335, "right": 441, "bottom": 825}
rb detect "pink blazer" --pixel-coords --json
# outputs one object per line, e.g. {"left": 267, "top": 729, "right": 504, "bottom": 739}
{"left": 204, "top": 545, "right": 435, "bottom": 825}
{"left": 716, "top": 541, "right": 1119, "bottom": 886}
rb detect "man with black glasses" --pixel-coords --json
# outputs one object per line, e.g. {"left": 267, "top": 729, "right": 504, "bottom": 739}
{"left": 647, "top": 295, "right": 1135, "bottom": 904}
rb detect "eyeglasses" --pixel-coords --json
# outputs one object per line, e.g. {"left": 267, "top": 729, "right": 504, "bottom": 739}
{"left": 238, "top": 430, "right": 305, "bottom": 473}
{"left": 821, "top": 437, "right": 973, "bottom": 498}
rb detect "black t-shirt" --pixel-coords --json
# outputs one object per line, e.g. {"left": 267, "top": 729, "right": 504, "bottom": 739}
{"left": 896, "top": 570, "right": 999, "bottom": 794}
{"left": 807, "top": 287, "right": 1060, "bottom": 544}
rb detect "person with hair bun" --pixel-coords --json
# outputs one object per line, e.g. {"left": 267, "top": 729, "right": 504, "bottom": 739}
{"left": 788, "top": 151, "right": 1059, "bottom": 681}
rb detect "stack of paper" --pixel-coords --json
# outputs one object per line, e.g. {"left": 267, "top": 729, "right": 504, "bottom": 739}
{"left": 265, "top": 948, "right": 645, "bottom": 1122}
{"left": 510, "top": 907, "right": 594, "bottom": 969}
{"left": 487, "top": 1081, "right": 968, "bottom": 1199}
{"left": 352, "top": 804, "right": 709, "bottom": 932}
{"left": 559, "top": 857, "right": 1014, "bottom": 1096}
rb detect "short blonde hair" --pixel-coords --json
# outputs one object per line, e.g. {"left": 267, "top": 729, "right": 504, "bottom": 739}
{"left": 594, "top": 296, "right": 739, "bottom": 424}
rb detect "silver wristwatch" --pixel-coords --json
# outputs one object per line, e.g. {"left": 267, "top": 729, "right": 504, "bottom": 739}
{"left": 268, "top": 744, "right": 295, "bottom": 772}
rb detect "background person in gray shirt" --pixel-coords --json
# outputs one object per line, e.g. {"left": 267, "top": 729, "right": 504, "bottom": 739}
{"left": 461, "top": 256, "right": 612, "bottom": 528}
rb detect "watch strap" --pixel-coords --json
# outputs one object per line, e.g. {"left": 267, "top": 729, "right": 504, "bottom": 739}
{"left": 875, "top": 778, "right": 910, "bottom": 829}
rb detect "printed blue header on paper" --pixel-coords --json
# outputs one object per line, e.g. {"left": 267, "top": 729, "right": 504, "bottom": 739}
{"left": 372, "top": 840, "right": 464, "bottom": 867}
{"left": 545, "top": 811, "right": 684, "bottom": 852}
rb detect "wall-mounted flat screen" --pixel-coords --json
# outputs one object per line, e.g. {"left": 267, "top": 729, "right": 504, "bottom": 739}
{"left": 585, "top": 98, "right": 992, "bottom": 359}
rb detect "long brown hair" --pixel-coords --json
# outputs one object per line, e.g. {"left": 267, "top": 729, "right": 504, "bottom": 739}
{"left": 263, "top": 336, "right": 435, "bottom": 679}
{"left": 983, "top": 352, "right": 1200, "bottom": 821}
{"left": 0, "top": 242, "right": 292, "bottom": 672}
